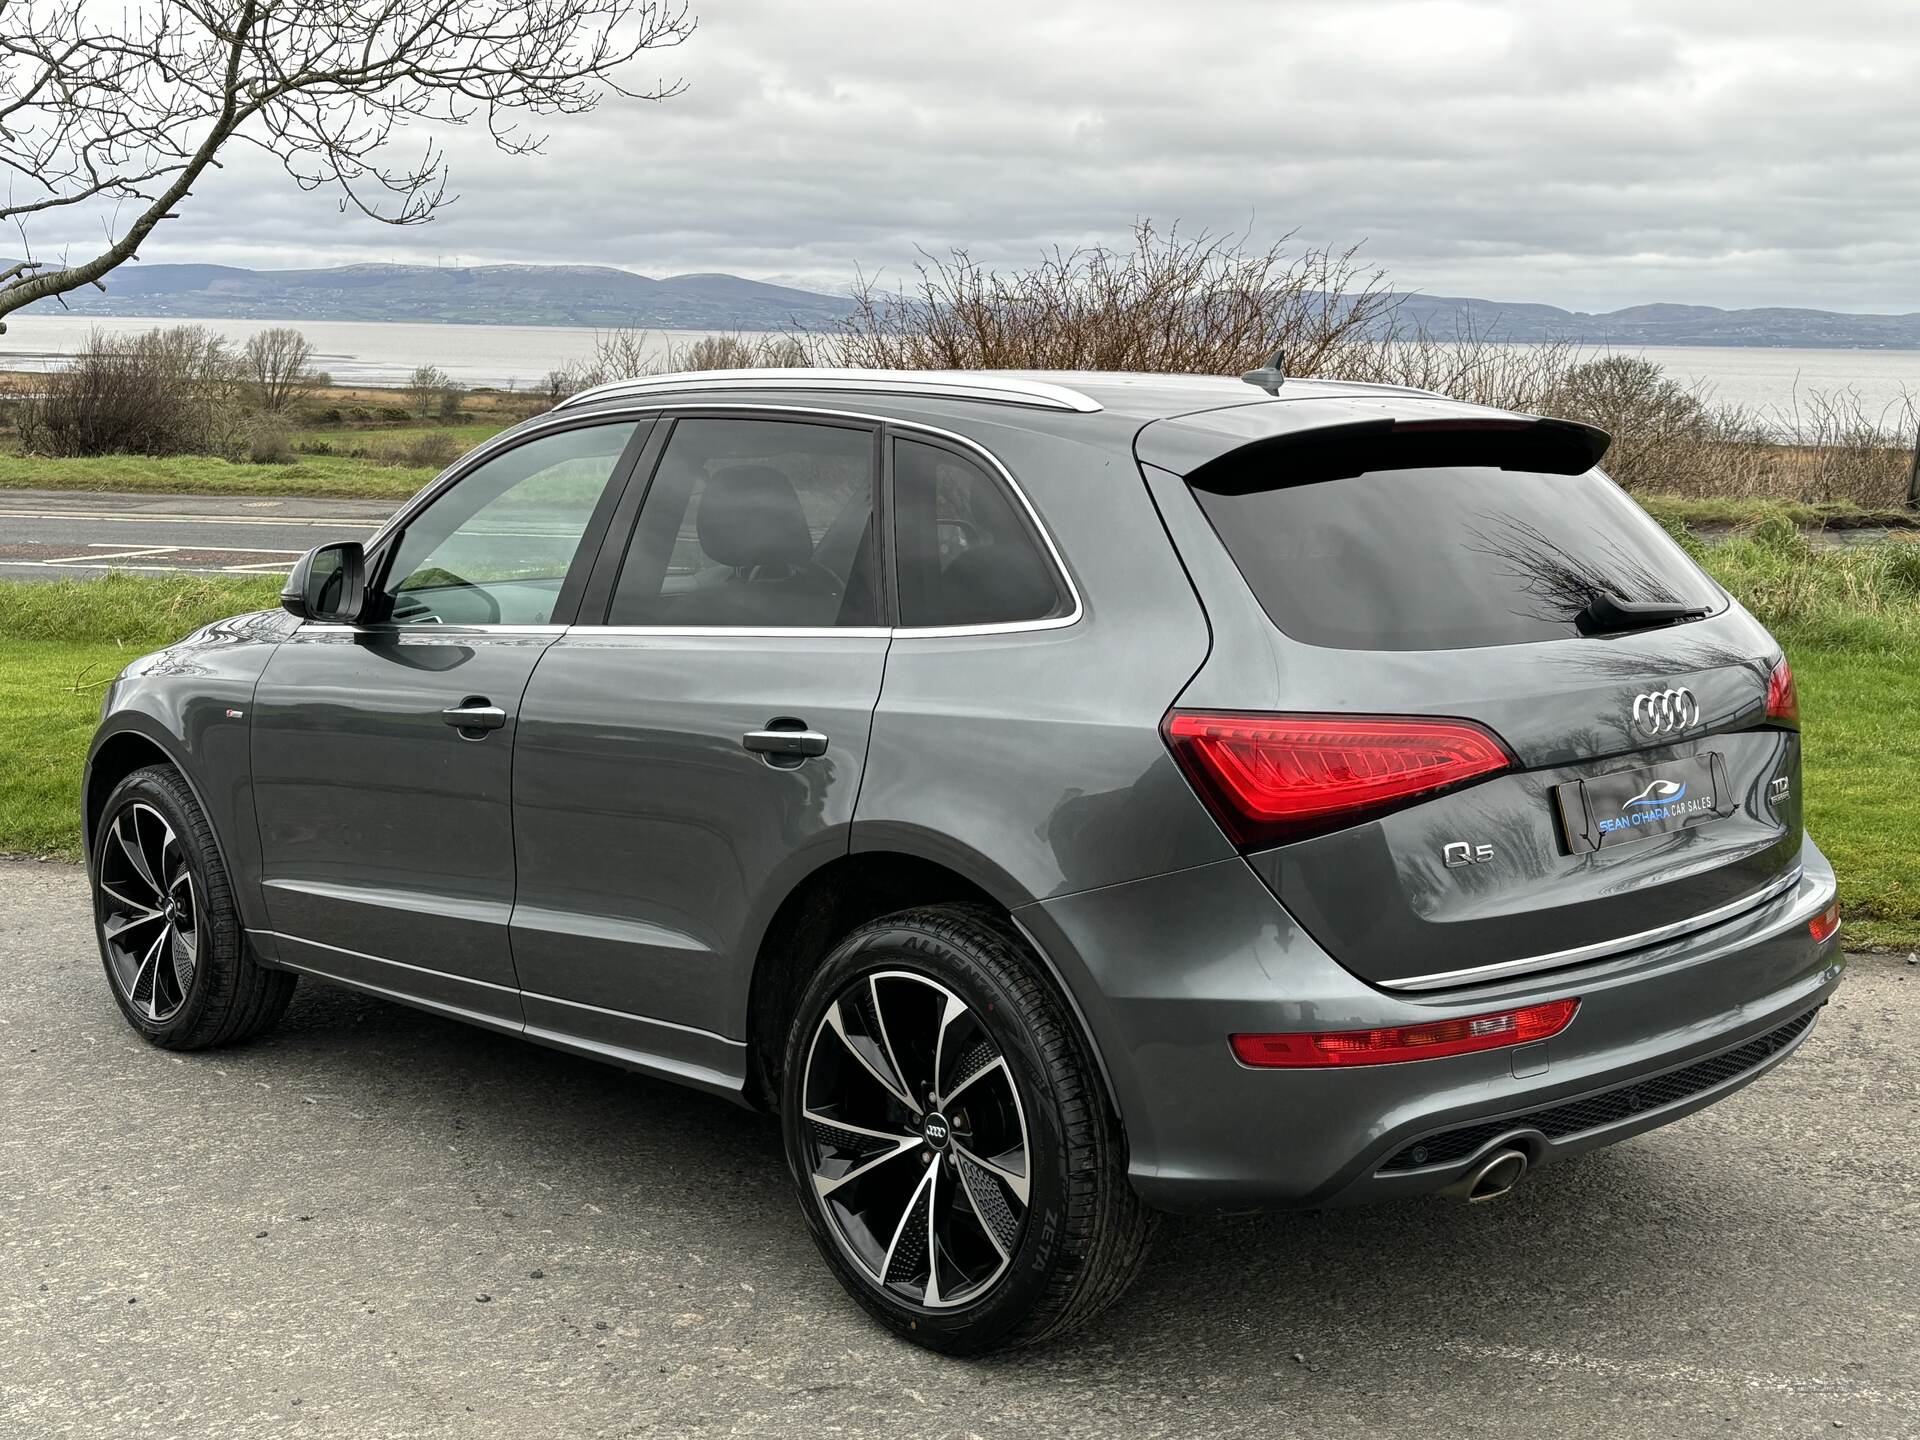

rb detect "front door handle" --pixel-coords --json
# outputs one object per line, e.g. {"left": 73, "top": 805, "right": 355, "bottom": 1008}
{"left": 443, "top": 699, "right": 507, "bottom": 733}
{"left": 742, "top": 727, "right": 829, "bottom": 758}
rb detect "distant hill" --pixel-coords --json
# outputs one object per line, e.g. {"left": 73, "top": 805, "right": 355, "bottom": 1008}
{"left": 8, "top": 261, "right": 1920, "bottom": 347}
{"left": 7, "top": 262, "right": 858, "bottom": 329}
{"left": 1382, "top": 293, "right": 1920, "bottom": 349}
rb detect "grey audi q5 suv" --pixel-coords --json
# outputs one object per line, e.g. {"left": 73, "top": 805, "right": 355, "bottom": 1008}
{"left": 83, "top": 367, "right": 1844, "bottom": 1352}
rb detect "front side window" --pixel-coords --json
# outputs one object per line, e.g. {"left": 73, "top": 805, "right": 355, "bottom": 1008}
{"left": 608, "top": 418, "right": 880, "bottom": 628}
{"left": 893, "top": 438, "right": 1065, "bottom": 628}
{"left": 381, "top": 422, "right": 639, "bottom": 626}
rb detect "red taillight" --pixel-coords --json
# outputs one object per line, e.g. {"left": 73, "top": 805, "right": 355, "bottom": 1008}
{"left": 1766, "top": 658, "right": 1799, "bottom": 728}
{"left": 1809, "top": 901, "right": 1841, "bottom": 945}
{"left": 1231, "top": 998, "right": 1580, "bottom": 1068}
{"left": 1163, "top": 711, "right": 1513, "bottom": 847}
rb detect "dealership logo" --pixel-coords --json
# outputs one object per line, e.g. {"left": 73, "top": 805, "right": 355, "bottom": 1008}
{"left": 1624, "top": 779, "right": 1687, "bottom": 809}
{"left": 1632, "top": 687, "right": 1698, "bottom": 736}
{"left": 1597, "top": 777, "right": 1717, "bottom": 835}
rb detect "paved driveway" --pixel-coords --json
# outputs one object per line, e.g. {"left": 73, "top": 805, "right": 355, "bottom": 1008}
{"left": 1, "top": 861, "right": 1915, "bottom": 1439}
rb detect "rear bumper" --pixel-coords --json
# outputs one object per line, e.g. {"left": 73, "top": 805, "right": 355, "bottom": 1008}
{"left": 1015, "top": 837, "right": 1843, "bottom": 1214}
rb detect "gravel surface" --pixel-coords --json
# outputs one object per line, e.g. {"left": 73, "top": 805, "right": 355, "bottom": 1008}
{"left": 2, "top": 861, "right": 1915, "bottom": 1439}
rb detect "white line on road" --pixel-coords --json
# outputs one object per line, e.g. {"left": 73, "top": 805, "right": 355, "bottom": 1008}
{"left": 39, "top": 545, "right": 179, "bottom": 565}
{"left": 0, "top": 508, "right": 384, "bottom": 526}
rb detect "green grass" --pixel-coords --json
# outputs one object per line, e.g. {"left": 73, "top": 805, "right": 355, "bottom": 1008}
{"left": 0, "top": 449, "right": 435, "bottom": 500}
{"left": 1693, "top": 526, "right": 1920, "bottom": 949}
{"left": 1639, "top": 494, "right": 1919, "bottom": 532}
{"left": 0, "top": 576, "right": 281, "bottom": 858}
{"left": 286, "top": 421, "right": 506, "bottom": 454}
{"left": 0, "top": 419, "right": 516, "bottom": 500}
{"left": 0, "top": 550, "right": 1916, "bottom": 950}
{"left": 1780, "top": 643, "right": 1918, "bottom": 950}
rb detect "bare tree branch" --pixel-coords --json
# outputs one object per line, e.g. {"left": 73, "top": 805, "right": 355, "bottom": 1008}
{"left": 0, "top": 0, "right": 694, "bottom": 328}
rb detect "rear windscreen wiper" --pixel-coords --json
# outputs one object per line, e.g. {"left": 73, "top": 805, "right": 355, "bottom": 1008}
{"left": 1576, "top": 591, "right": 1711, "bottom": 636}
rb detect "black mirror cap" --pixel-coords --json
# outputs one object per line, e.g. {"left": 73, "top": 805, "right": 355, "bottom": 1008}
{"left": 281, "top": 542, "right": 367, "bottom": 624}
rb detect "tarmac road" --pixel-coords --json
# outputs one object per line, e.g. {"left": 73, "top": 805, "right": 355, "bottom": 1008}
{"left": 0, "top": 490, "right": 393, "bottom": 582}
{"left": 1, "top": 860, "right": 1915, "bottom": 1439}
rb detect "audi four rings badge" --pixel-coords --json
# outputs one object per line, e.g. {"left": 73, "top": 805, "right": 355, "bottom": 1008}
{"left": 1632, "top": 687, "right": 1698, "bottom": 735}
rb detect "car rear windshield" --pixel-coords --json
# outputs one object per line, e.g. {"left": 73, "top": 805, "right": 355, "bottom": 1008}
{"left": 1190, "top": 463, "right": 1725, "bottom": 652}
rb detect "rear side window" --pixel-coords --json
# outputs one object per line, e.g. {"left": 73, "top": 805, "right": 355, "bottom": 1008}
{"left": 1191, "top": 464, "right": 1724, "bottom": 651}
{"left": 894, "top": 438, "right": 1065, "bottom": 628}
{"left": 609, "top": 418, "right": 880, "bottom": 628}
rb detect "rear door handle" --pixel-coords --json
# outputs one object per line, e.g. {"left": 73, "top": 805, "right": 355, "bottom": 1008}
{"left": 443, "top": 699, "right": 507, "bottom": 732}
{"left": 742, "top": 727, "right": 829, "bottom": 758}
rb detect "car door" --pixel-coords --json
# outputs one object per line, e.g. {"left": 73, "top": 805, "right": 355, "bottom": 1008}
{"left": 249, "top": 418, "right": 649, "bottom": 1026}
{"left": 509, "top": 413, "right": 889, "bottom": 1091}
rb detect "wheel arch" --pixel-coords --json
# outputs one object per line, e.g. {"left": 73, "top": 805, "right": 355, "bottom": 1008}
{"left": 83, "top": 722, "right": 231, "bottom": 889}
{"left": 743, "top": 847, "right": 1125, "bottom": 1143}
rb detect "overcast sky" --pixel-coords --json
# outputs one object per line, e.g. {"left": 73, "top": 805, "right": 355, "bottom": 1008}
{"left": 40, "top": 0, "right": 1920, "bottom": 311}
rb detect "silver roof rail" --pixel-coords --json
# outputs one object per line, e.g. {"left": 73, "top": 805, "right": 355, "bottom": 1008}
{"left": 553, "top": 367, "right": 1105, "bottom": 414}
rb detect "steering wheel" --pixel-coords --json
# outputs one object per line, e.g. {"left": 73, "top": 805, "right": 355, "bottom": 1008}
{"left": 389, "top": 577, "right": 501, "bottom": 625}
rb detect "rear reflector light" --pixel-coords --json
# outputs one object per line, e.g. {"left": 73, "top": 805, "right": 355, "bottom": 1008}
{"left": 1809, "top": 901, "right": 1841, "bottom": 944}
{"left": 1231, "top": 998, "right": 1580, "bottom": 1068}
{"left": 1766, "top": 658, "right": 1799, "bottom": 728}
{"left": 1163, "top": 711, "right": 1513, "bottom": 847}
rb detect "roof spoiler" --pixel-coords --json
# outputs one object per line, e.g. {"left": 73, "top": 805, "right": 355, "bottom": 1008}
{"left": 1182, "top": 415, "right": 1613, "bottom": 494}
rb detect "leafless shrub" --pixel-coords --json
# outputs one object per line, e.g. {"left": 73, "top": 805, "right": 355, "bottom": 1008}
{"left": 405, "top": 365, "right": 453, "bottom": 419}
{"left": 396, "top": 430, "right": 462, "bottom": 469}
{"left": 666, "top": 331, "right": 814, "bottom": 371}
{"left": 532, "top": 328, "right": 812, "bottom": 409}
{"left": 246, "top": 421, "right": 295, "bottom": 464}
{"left": 242, "top": 327, "right": 324, "bottom": 412}
{"left": 1320, "top": 328, "right": 1914, "bottom": 505}
{"left": 18, "top": 325, "right": 246, "bottom": 456}
{"left": 820, "top": 221, "right": 1394, "bottom": 375}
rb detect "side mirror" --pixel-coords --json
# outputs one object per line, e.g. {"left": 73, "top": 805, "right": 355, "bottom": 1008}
{"left": 281, "top": 542, "right": 368, "bottom": 624}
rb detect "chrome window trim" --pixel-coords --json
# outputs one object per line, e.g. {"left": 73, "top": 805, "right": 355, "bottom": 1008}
{"left": 571, "top": 626, "right": 892, "bottom": 641}
{"left": 359, "top": 401, "right": 1085, "bottom": 639}
{"left": 554, "top": 367, "right": 1105, "bottom": 415}
{"left": 1383, "top": 865, "right": 1808, "bottom": 992}
{"left": 295, "top": 622, "right": 570, "bottom": 636}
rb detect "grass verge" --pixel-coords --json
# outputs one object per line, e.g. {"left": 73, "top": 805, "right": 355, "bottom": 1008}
{"left": 0, "top": 552, "right": 1914, "bottom": 949}
{"left": 0, "top": 449, "right": 435, "bottom": 500}
{"left": 0, "top": 577, "right": 281, "bottom": 859}
{"left": 1641, "top": 495, "right": 1920, "bottom": 532}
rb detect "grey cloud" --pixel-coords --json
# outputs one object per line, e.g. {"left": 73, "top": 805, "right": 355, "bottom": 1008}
{"left": 23, "top": 0, "right": 1920, "bottom": 311}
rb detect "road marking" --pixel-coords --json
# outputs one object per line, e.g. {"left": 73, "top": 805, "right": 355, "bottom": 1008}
{"left": 1434, "top": 1340, "right": 1920, "bottom": 1410}
{"left": 0, "top": 508, "right": 385, "bottom": 526}
{"left": 40, "top": 545, "right": 178, "bottom": 565}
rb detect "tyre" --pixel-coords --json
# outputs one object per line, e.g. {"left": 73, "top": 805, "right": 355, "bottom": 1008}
{"left": 91, "top": 764, "right": 296, "bottom": 1050}
{"left": 781, "top": 902, "right": 1154, "bottom": 1353}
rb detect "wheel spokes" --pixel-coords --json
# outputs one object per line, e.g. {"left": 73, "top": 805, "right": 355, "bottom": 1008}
{"left": 942, "top": 1052, "right": 1009, "bottom": 1109}
{"left": 128, "top": 927, "right": 168, "bottom": 1019}
{"left": 803, "top": 968, "right": 1032, "bottom": 1310}
{"left": 879, "top": 1164, "right": 938, "bottom": 1290}
{"left": 103, "top": 908, "right": 165, "bottom": 945}
{"left": 869, "top": 974, "right": 919, "bottom": 1109}
{"left": 97, "top": 803, "right": 195, "bottom": 1025}
{"left": 955, "top": 1152, "right": 1018, "bottom": 1261}
{"left": 823, "top": 999, "right": 918, "bottom": 1111}
{"left": 954, "top": 1141, "right": 1030, "bottom": 1207}
{"left": 114, "top": 812, "right": 160, "bottom": 900}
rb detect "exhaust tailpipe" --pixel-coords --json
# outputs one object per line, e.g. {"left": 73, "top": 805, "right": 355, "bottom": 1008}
{"left": 1442, "top": 1147, "right": 1528, "bottom": 1204}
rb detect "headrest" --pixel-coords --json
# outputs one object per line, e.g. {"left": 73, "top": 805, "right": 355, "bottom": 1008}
{"left": 697, "top": 465, "right": 813, "bottom": 570}
{"left": 923, "top": 543, "right": 1057, "bottom": 626}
